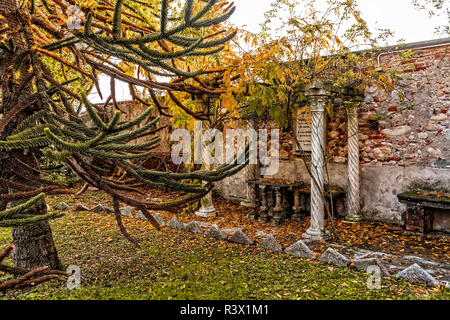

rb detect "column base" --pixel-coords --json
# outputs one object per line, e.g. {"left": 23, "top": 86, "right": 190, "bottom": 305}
{"left": 240, "top": 198, "right": 252, "bottom": 207}
{"left": 271, "top": 216, "right": 283, "bottom": 226}
{"left": 291, "top": 214, "right": 302, "bottom": 223}
{"left": 195, "top": 206, "right": 218, "bottom": 218}
{"left": 302, "top": 228, "right": 329, "bottom": 241}
{"left": 247, "top": 210, "right": 258, "bottom": 220}
{"left": 344, "top": 214, "right": 364, "bottom": 223}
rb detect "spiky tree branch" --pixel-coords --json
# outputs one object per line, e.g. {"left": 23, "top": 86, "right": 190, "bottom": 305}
{"left": 0, "top": 0, "right": 241, "bottom": 257}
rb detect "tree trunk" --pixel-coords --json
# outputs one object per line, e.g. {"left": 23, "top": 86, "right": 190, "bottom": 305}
{"left": 12, "top": 220, "right": 62, "bottom": 270}
{"left": 0, "top": 0, "right": 62, "bottom": 270}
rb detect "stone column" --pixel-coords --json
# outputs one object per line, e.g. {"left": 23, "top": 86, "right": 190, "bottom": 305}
{"left": 302, "top": 81, "right": 330, "bottom": 241}
{"left": 195, "top": 97, "right": 218, "bottom": 218}
{"left": 195, "top": 164, "right": 218, "bottom": 218}
{"left": 241, "top": 117, "right": 260, "bottom": 206}
{"left": 345, "top": 97, "right": 364, "bottom": 223}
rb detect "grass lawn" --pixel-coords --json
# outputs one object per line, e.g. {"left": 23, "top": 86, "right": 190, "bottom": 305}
{"left": 0, "top": 191, "right": 448, "bottom": 300}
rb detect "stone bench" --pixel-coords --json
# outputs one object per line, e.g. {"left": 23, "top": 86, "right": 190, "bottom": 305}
{"left": 246, "top": 179, "right": 345, "bottom": 226}
{"left": 398, "top": 191, "right": 450, "bottom": 234}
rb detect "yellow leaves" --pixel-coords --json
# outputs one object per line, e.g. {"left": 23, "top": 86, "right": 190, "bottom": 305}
{"left": 326, "top": 100, "right": 333, "bottom": 115}
{"left": 222, "top": 70, "right": 231, "bottom": 87}
{"left": 297, "top": 106, "right": 308, "bottom": 117}
{"left": 277, "top": 90, "right": 286, "bottom": 104}
{"left": 220, "top": 93, "right": 238, "bottom": 112}
{"left": 377, "top": 74, "right": 394, "bottom": 92}
{"left": 118, "top": 61, "right": 136, "bottom": 77}
{"left": 334, "top": 35, "right": 342, "bottom": 47}
{"left": 74, "top": 0, "right": 98, "bottom": 10}
{"left": 352, "top": 10, "right": 366, "bottom": 26}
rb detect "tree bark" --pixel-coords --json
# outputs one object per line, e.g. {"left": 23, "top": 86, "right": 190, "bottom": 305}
{"left": 0, "top": 0, "right": 62, "bottom": 270}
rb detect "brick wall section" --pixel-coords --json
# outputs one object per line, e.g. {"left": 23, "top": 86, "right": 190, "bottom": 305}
{"left": 272, "top": 42, "right": 450, "bottom": 167}
{"left": 356, "top": 43, "right": 450, "bottom": 167}
{"left": 101, "top": 42, "right": 450, "bottom": 168}
{"left": 102, "top": 101, "right": 173, "bottom": 152}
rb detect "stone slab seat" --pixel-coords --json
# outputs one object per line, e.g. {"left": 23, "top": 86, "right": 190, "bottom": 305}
{"left": 397, "top": 190, "right": 450, "bottom": 234}
{"left": 398, "top": 191, "right": 450, "bottom": 211}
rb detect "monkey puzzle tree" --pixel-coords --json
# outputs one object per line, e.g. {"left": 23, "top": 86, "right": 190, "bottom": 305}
{"left": 0, "top": 0, "right": 245, "bottom": 275}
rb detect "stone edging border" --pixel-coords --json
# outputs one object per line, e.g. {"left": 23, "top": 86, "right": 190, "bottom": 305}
{"left": 56, "top": 201, "right": 449, "bottom": 290}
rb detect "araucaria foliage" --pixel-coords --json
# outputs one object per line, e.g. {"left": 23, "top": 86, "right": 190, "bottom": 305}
{"left": 0, "top": 0, "right": 242, "bottom": 244}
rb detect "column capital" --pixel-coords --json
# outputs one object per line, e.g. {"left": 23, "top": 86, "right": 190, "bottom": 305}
{"left": 346, "top": 94, "right": 365, "bottom": 103}
{"left": 304, "top": 80, "right": 333, "bottom": 97}
{"left": 344, "top": 95, "right": 364, "bottom": 115}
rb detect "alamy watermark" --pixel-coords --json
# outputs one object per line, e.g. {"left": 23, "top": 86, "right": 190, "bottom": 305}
{"left": 366, "top": 265, "right": 381, "bottom": 290}
{"left": 66, "top": 265, "right": 81, "bottom": 290}
{"left": 170, "top": 121, "right": 280, "bottom": 175}
{"left": 66, "top": 5, "right": 83, "bottom": 31}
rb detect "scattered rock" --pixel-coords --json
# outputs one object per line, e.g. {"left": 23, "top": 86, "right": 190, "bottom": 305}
{"left": 255, "top": 230, "right": 272, "bottom": 238}
{"left": 418, "top": 132, "right": 428, "bottom": 139}
{"left": 381, "top": 125, "right": 411, "bottom": 137}
{"left": 91, "top": 204, "right": 106, "bottom": 213}
{"left": 184, "top": 221, "right": 203, "bottom": 234}
{"left": 197, "top": 221, "right": 213, "bottom": 229}
{"left": 204, "top": 225, "right": 227, "bottom": 241}
{"left": 363, "top": 112, "right": 378, "bottom": 121}
{"left": 135, "top": 211, "right": 147, "bottom": 220}
{"left": 353, "top": 258, "right": 390, "bottom": 276}
{"left": 430, "top": 113, "right": 448, "bottom": 122}
{"left": 328, "top": 131, "right": 339, "bottom": 139}
{"left": 135, "top": 211, "right": 165, "bottom": 225}
{"left": 259, "top": 235, "right": 282, "bottom": 252}
{"left": 147, "top": 197, "right": 163, "bottom": 202}
{"left": 353, "top": 249, "right": 373, "bottom": 260}
{"left": 359, "top": 134, "right": 369, "bottom": 141}
{"left": 426, "top": 122, "right": 438, "bottom": 131}
{"left": 368, "top": 251, "right": 392, "bottom": 258}
{"left": 74, "top": 203, "right": 89, "bottom": 211}
{"left": 319, "top": 248, "right": 351, "bottom": 267}
{"left": 167, "top": 216, "right": 183, "bottom": 230}
{"left": 427, "top": 147, "right": 442, "bottom": 157}
{"left": 222, "top": 227, "right": 240, "bottom": 236}
{"left": 104, "top": 206, "right": 114, "bottom": 213}
{"left": 403, "top": 256, "right": 440, "bottom": 267}
{"left": 285, "top": 240, "right": 316, "bottom": 259}
{"left": 372, "top": 148, "right": 386, "bottom": 160}
{"left": 54, "top": 202, "right": 71, "bottom": 211}
{"left": 396, "top": 263, "right": 439, "bottom": 286}
{"left": 120, "top": 206, "right": 133, "bottom": 217}
{"left": 153, "top": 213, "right": 166, "bottom": 225}
{"left": 228, "top": 229, "right": 253, "bottom": 245}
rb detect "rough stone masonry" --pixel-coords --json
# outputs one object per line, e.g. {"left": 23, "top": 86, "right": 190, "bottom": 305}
{"left": 216, "top": 38, "right": 450, "bottom": 231}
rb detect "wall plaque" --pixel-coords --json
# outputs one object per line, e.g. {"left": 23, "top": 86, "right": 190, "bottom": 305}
{"left": 295, "top": 109, "right": 312, "bottom": 153}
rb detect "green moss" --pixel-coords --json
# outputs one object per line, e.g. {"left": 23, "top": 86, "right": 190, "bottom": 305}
{"left": 399, "top": 191, "right": 450, "bottom": 204}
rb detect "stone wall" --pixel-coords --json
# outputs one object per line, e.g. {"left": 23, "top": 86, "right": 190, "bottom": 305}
{"left": 216, "top": 39, "right": 450, "bottom": 229}
{"left": 102, "top": 100, "right": 173, "bottom": 152}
